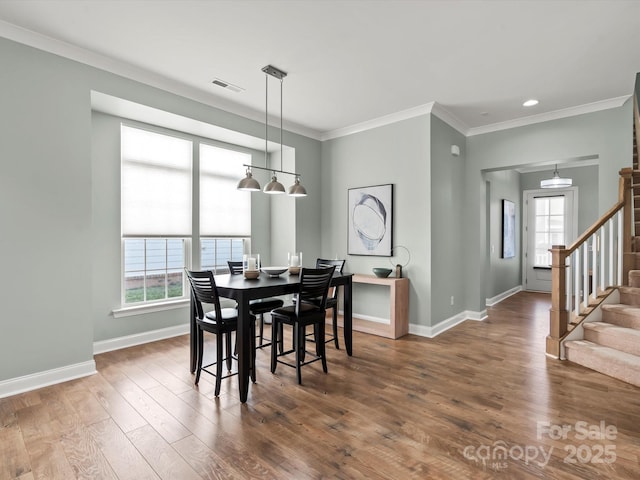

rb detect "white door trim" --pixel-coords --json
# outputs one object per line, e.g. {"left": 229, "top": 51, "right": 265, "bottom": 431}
{"left": 522, "top": 187, "right": 579, "bottom": 291}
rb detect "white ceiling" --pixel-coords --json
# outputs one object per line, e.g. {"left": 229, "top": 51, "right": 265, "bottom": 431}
{"left": 1, "top": 0, "right": 639, "bottom": 140}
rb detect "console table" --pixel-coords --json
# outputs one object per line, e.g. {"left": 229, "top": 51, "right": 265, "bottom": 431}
{"left": 333, "top": 274, "right": 409, "bottom": 339}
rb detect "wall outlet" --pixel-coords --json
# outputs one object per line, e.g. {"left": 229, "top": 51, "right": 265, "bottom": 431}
{"left": 450, "top": 296, "right": 454, "bottom": 306}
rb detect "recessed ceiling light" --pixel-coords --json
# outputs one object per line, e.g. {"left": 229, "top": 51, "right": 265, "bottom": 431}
{"left": 523, "top": 99, "right": 539, "bottom": 107}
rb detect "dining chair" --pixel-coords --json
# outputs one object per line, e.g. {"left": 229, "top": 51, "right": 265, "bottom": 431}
{"left": 315, "top": 258, "right": 346, "bottom": 349}
{"left": 227, "top": 261, "right": 284, "bottom": 348}
{"left": 270, "top": 266, "right": 336, "bottom": 384}
{"left": 185, "top": 269, "right": 256, "bottom": 396}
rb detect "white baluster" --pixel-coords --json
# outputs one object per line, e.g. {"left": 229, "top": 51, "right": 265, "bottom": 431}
{"left": 609, "top": 218, "right": 615, "bottom": 286}
{"left": 575, "top": 248, "right": 581, "bottom": 317}
{"left": 599, "top": 225, "right": 605, "bottom": 291}
{"left": 592, "top": 233, "right": 598, "bottom": 299}
{"left": 618, "top": 211, "right": 623, "bottom": 285}
{"left": 583, "top": 240, "right": 589, "bottom": 307}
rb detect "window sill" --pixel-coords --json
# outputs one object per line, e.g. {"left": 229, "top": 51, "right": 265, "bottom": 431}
{"left": 112, "top": 298, "right": 190, "bottom": 318}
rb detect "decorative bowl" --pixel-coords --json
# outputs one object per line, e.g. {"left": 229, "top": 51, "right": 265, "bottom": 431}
{"left": 243, "top": 270, "right": 260, "bottom": 279}
{"left": 372, "top": 267, "right": 392, "bottom": 278}
{"left": 288, "top": 266, "right": 301, "bottom": 275}
{"left": 261, "top": 266, "right": 288, "bottom": 277}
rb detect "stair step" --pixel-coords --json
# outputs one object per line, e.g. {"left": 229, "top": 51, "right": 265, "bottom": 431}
{"left": 601, "top": 304, "right": 640, "bottom": 329}
{"left": 583, "top": 322, "right": 640, "bottom": 356}
{"left": 629, "top": 270, "right": 640, "bottom": 288}
{"left": 565, "top": 340, "right": 640, "bottom": 387}
{"left": 619, "top": 286, "right": 640, "bottom": 305}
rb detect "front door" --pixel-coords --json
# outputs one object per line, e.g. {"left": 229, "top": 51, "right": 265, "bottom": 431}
{"left": 523, "top": 188, "right": 577, "bottom": 292}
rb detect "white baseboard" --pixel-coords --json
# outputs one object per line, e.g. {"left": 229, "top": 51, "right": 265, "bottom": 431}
{"left": 486, "top": 285, "right": 522, "bottom": 306}
{"left": 93, "top": 323, "right": 190, "bottom": 355}
{"left": 337, "top": 310, "right": 390, "bottom": 324}
{"left": 409, "top": 309, "right": 487, "bottom": 338}
{"left": 0, "top": 324, "right": 191, "bottom": 399}
{"left": 0, "top": 360, "right": 96, "bottom": 399}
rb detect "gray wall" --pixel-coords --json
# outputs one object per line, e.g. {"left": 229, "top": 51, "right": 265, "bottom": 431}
{"left": 465, "top": 105, "right": 631, "bottom": 313}
{"left": 321, "top": 116, "right": 431, "bottom": 326}
{"left": 484, "top": 170, "right": 522, "bottom": 299}
{"left": 430, "top": 116, "right": 467, "bottom": 323}
{"left": 0, "top": 37, "right": 321, "bottom": 383}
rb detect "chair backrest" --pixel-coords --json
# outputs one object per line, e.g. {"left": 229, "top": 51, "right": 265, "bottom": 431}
{"left": 316, "top": 259, "right": 345, "bottom": 299}
{"left": 185, "top": 269, "right": 222, "bottom": 321}
{"left": 316, "top": 258, "right": 345, "bottom": 273}
{"left": 297, "top": 266, "right": 336, "bottom": 312}
{"left": 227, "top": 261, "right": 243, "bottom": 275}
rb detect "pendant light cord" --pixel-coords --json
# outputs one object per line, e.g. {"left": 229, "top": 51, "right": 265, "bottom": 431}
{"left": 280, "top": 78, "right": 283, "bottom": 172}
{"left": 265, "top": 72, "right": 268, "bottom": 171}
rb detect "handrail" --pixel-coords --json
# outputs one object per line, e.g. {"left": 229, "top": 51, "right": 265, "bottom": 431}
{"left": 564, "top": 200, "right": 624, "bottom": 256}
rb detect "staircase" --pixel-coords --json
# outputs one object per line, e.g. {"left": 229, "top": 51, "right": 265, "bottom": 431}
{"left": 565, "top": 270, "right": 640, "bottom": 387}
{"left": 549, "top": 74, "right": 640, "bottom": 387}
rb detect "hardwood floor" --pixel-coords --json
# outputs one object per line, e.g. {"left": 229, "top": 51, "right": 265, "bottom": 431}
{"left": 2, "top": 291, "right": 639, "bottom": 479}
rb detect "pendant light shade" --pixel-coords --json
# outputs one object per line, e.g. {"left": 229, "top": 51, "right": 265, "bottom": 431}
{"left": 288, "top": 176, "right": 307, "bottom": 197}
{"left": 540, "top": 165, "right": 572, "bottom": 189}
{"left": 264, "top": 174, "right": 285, "bottom": 194}
{"left": 237, "top": 168, "right": 261, "bottom": 191}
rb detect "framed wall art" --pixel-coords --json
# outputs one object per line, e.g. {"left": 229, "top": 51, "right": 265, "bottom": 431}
{"left": 348, "top": 184, "right": 393, "bottom": 256}
{"left": 502, "top": 199, "right": 516, "bottom": 259}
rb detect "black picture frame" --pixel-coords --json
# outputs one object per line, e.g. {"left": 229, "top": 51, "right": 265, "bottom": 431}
{"left": 502, "top": 199, "right": 516, "bottom": 259}
{"left": 348, "top": 184, "right": 393, "bottom": 256}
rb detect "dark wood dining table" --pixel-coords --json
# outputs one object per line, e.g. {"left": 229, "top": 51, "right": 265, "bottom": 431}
{"left": 189, "top": 270, "right": 354, "bottom": 403}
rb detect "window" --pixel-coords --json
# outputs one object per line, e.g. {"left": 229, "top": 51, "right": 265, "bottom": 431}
{"left": 201, "top": 238, "right": 245, "bottom": 272}
{"left": 121, "top": 126, "right": 192, "bottom": 305}
{"left": 124, "top": 238, "right": 186, "bottom": 303}
{"left": 120, "top": 125, "right": 252, "bottom": 307}
{"left": 534, "top": 196, "right": 565, "bottom": 267}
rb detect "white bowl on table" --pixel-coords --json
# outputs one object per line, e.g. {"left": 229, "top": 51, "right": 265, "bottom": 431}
{"left": 261, "top": 266, "right": 288, "bottom": 277}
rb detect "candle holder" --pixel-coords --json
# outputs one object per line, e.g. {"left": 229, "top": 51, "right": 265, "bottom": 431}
{"left": 243, "top": 253, "right": 260, "bottom": 279}
{"left": 288, "top": 251, "right": 302, "bottom": 275}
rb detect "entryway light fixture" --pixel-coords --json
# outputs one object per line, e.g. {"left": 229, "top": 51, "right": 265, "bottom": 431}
{"left": 237, "top": 65, "right": 307, "bottom": 197}
{"left": 540, "top": 164, "right": 573, "bottom": 188}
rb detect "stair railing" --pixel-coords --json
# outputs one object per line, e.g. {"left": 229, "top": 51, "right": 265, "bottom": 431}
{"left": 546, "top": 168, "right": 633, "bottom": 358}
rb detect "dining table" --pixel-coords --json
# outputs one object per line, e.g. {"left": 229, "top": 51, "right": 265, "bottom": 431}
{"left": 189, "top": 270, "right": 354, "bottom": 403}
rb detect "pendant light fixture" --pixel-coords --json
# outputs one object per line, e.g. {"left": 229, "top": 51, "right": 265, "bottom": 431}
{"left": 540, "top": 164, "right": 573, "bottom": 189}
{"left": 237, "top": 65, "right": 307, "bottom": 197}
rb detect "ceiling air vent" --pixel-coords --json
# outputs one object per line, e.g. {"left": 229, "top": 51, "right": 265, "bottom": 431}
{"left": 211, "top": 78, "right": 244, "bottom": 93}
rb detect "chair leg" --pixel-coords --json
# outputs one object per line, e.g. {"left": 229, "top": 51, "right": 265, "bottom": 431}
{"left": 314, "top": 324, "right": 322, "bottom": 357}
{"left": 319, "top": 321, "right": 328, "bottom": 374}
{"left": 270, "top": 317, "right": 278, "bottom": 374}
{"left": 258, "top": 313, "right": 265, "bottom": 347}
{"left": 215, "top": 331, "right": 223, "bottom": 396}
{"left": 250, "top": 318, "right": 257, "bottom": 383}
{"left": 278, "top": 323, "right": 284, "bottom": 354}
{"left": 195, "top": 327, "right": 204, "bottom": 385}
{"left": 295, "top": 322, "right": 303, "bottom": 385}
{"left": 332, "top": 306, "right": 340, "bottom": 349}
{"left": 225, "top": 331, "right": 233, "bottom": 372}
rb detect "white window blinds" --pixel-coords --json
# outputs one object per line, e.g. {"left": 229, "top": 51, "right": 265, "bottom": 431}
{"left": 200, "top": 144, "right": 251, "bottom": 237}
{"left": 121, "top": 126, "right": 192, "bottom": 236}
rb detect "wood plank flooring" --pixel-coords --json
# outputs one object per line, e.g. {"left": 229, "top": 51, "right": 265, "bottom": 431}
{"left": 2, "top": 292, "right": 639, "bottom": 479}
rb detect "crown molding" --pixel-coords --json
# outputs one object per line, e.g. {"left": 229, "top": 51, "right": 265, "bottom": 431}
{"left": 0, "top": 20, "right": 323, "bottom": 141}
{"left": 320, "top": 102, "right": 435, "bottom": 141}
{"left": 467, "top": 95, "right": 631, "bottom": 136}
{"left": 430, "top": 103, "right": 469, "bottom": 135}
{"left": 0, "top": 20, "right": 630, "bottom": 143}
